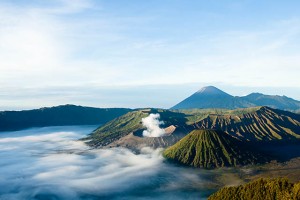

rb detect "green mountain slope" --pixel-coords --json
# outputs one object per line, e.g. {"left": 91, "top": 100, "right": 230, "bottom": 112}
{"left": 0, "top": 105, "right": 131, "bottom": 131}
{"left": 163, "top": 129, "right": 268, "bottom": 168}
{"left": 85, "top": 108, "right": 190, "bottom": 147}
{"left": 208, "top": 178, "right": 300, "bottom": 200}
{"left": 85, "top": 109, "right": 148, "bottom": 147}
{"left": 195, "top": 107, "right": 300, "bottom": 141}
{"left": 86, "top": 106, "right": 300, "bottom": 149}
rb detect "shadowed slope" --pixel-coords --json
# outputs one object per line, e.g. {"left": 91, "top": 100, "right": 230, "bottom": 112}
{"left": 163, "top": 130, "right": 268, "bottom": 169}
{"left": 0, "top": 105, "right": 131, "bottom": 131}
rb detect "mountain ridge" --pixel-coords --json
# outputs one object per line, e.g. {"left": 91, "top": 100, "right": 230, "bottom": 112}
{"left": 194, "top": 106, "right": 300, "bottom": 142}
{"left": 163, "top": 129, "right": 269, "bottom": 168}
{"left": 171, "top": 86, "right": 300, "bottom": 111}
{"left": 0, "top": 104, "right": 131, "bottom": 131}
{"left": 86, "top": 106, "right": 300, "bottom": 149}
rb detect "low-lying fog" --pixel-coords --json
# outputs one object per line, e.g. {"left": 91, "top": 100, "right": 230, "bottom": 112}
{"left": 0, "top": 126, "right": 217, "bottom": 200}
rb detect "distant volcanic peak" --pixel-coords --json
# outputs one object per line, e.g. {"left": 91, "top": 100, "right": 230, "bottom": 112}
{"left": 172, "top": 85, "right": 300, "bottom": 110}
{"left": 171, "top": 86, "right": 237, "bottom": 109}
{"left": 196, "top": 86, "right": 231, "bottom": 96}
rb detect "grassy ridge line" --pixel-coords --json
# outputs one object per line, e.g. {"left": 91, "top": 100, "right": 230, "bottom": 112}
{"left": 163, "top": 130, "right": 268, "bottom": 169}
{"left": 174, "top": 107, "right": 261, "bottom": 125}
{"left": 208, "top": 178, "right": 300, "bottom": 200}
{"left": 85, "top": 110, "right": 148, "bottom": 147}
{"left": 195, "top": 107, "right": 300, "bottom": 141}
{"left": 84, "top": 108, "right": 189, "bottom": 147}
{"left": 85, "top": 106, "right": 300, "bottom": 148}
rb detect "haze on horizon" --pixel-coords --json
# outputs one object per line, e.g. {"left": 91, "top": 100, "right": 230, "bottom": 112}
{"left": 1, "top": 0, "right": 300, "bottom": 110}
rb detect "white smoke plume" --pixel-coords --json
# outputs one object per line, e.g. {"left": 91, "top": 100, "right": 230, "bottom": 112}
{"left": 142, "top": 113, "right": 166, "bottom": 137}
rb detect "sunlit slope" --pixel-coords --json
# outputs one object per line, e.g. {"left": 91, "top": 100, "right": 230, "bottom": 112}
{"left": 85, "top": 106, "right": 300, "bottom": 148}
{"left": 177, "top": 107, "right": 261, "bottom": 125}
{"left": 85, "top": 109, "right": 189, "bottom": 147}
{"left": 85, "top": 110, "right": 148, "bottom": 147}
{"left": 195, "top": 107, "right": 300, "bottom": 141}
{"left": 208, "top": 178, "right": 300, "bottom": 200}
{"left": 163, "top": 130, "right": 268, "bottom": 168}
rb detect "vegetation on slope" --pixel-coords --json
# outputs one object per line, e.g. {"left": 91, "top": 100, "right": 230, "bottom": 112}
{"left": 163, "top": 130, "right": 268, "bottom": 169}
{"left": 86, "top": 106, "right": 300, "bottom": 148}
{"left": 85, "top": 110, "right": 148, "bottom": 147}
{"left": 195, "top": 106, "right": 300, "bottom": 141}
{"left": 175, "top": 107, "right": 261, "bottom": 125}
{"left": 208, "top": 178, "right": 300, "bottom": 200}
{"left": 85, "top": 109, "right": 189, "bottom": 147}
{"left": 0, "top": 105, "right": 131, "bottom": 131}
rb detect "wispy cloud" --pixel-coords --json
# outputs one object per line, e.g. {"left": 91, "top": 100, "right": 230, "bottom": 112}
{"left": 0, "top": 0, "right": 299, "bottom": 108}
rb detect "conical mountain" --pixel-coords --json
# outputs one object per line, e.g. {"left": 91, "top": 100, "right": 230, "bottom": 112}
{"left": 163, "top": 129, "right": 268, "bottom": 168}
{"left": 171, "top": 86, "right": 254, "bottom": 109}
{"left": 197, "top": 86, "right": 230, "bottom": 95}
{"left": 171, "top": 86, "right": 300, "bottom": 111}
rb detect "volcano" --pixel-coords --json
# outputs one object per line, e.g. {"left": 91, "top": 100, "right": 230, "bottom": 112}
{"left": 171, "top": 86, "right": 254, "bottom": 109}
{"left": 171, "top": 86, "right": 300, "bottom": 111}
{"left": 163, "top": 129, "right": 269, "bottom": 168}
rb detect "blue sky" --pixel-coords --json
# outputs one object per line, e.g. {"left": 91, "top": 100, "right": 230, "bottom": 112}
{"left": 0, "top": 0, "right": 300, "bottom": 110}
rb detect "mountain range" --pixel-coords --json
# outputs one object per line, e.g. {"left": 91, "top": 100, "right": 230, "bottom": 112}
{"left": 1, "top": 86, "right": 299, "bottom": 132}
{"left": 194, "top": 106, "right": 300, "bottom": 142}
{"left": 171, "top": 86, "right": 300, "bottom": 111}
{"left": 0, "top": 105, "right": 131, "bottom": 131}
{"left": 1, "top": 86, "right": 300, "bottom": 170}
{"left": 86, "top": 106, "right": 300, "bottom": 148}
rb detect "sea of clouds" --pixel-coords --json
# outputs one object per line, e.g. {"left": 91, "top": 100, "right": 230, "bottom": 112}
{"left": 0, "top": 126, "right": 214, "bottom": 200}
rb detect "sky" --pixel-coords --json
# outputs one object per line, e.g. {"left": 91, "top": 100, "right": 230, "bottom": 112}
{"left": 0, "top": 0, "right": 300, "bottom": 110}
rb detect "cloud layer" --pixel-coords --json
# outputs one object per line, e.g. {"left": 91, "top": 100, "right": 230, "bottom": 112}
{"left": 0, "top": 126, "right": 214, "bottom": 199}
